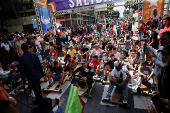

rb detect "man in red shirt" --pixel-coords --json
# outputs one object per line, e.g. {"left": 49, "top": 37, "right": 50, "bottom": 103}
{"left": 49, "top": 47, "right": 57, "bottom": 60}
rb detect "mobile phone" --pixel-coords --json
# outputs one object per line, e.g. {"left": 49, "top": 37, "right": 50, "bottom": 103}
{"left": 151, "top": 95, "right": 167, "bottom": 113}
{"left": 55, "top": 98, "right": 59, "bottom": 105}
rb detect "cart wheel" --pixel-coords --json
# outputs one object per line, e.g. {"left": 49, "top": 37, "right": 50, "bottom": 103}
{"left": 59, "top": 89, "right": 62, "bottom": 93}
{"left": 69, "top": 77, "right": 72, "bottom": 81}
{"left": 14, "top": 89, "right": 19, "bottom": 94}
{"left": 127, "top": 104, "right": 131, "bottom": 107}
{"left": 43, "top": 88, "right": 48, "bottom": 93}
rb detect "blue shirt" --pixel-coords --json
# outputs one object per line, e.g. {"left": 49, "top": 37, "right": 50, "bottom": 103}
{"left": 147, "top": 46, "right": 163, "bottom": 77}
{"left": 19, "top": 51, "right": 43, "bottom": 82}
{"left": 38, "top": 55, "right": 42, "bottom": 63}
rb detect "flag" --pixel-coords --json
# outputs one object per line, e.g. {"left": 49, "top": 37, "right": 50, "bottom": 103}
{"left": 65, "top": 84, "right": 85, "bottom": 113}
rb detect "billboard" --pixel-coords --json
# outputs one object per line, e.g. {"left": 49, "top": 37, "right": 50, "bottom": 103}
{"left": 47, "top": 0, "right": 123, "bottom": 12}
{"left": 144, "top": 0, "right": 164, "bottom": 22}
{"left": 36, "top": 0, "right": 52, "bottom": 34}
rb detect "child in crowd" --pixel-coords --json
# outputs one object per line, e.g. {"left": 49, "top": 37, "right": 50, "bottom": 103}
{"left": 90, "top": 55, "right": 100, "bottom": 77}
{"left": 129, "top": 52, "right": 142, "bottom": 71}
{"left": 137, "top": 61, "right": 156, "bottom": 94}
{"left": 46, "top": 61, "right": 64, "bottom": 89}
{"left": 128, "top": 45, "right": 137, "bottom": 63}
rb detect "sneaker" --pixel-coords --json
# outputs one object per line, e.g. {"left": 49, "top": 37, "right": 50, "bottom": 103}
{"left": 104, "top": 93, "right": 111, "bottom": 101}
{"left": 103, "top": 75, "right": 107, "bottom": 81}
{"left": 55, "top": 85, "right": 60, "bottom": 90}
{"left": 3, "top": 85, "right": 10, "bottom": 90}
{"left": 123, "top": 97, "right": 127, "bottom": 104}
{"left": 47, "top": 85, "right": 52, "bottom": 89}
{"left": 150, "top": 87, "right": 157, "bottom": 94}
{"left": 137, "top": 87, "right": 141, "bottom": 94}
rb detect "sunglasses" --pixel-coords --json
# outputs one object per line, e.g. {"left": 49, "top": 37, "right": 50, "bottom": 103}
{"left": 159, "top": 38, "right": 170, "bottom": 41}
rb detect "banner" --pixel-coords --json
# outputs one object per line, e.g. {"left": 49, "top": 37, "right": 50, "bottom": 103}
{"left": 37, "top": 0, "right": 52, "bottom": 34}
{"left": 144, "top": 0, "right": 164, "bottom": 23}
{"left": 47, "top": 0, "right": 123, "bottom": 12}
{"left": 32, "top": 19, "right": 38, "bottom": 29}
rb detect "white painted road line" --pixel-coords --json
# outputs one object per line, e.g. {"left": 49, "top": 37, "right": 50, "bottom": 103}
{"left": 100, "top": 85, "right": 118, "bottom": 107}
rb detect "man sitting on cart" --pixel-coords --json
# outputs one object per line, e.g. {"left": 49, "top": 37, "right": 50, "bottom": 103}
{"left": 46, "top": 61, "right": 64, "bottom": 89}
{"left": 71, "top": 59, "right": 95, "bottom": 97}
{"left": 104, "top": 61, "right": 131, "bottom": 104}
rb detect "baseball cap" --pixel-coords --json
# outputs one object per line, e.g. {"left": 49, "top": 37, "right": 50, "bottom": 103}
{"left": 81, "top": 59, "right": 87, "bottom": 64}
{"left": 158, "top": 44, "right": 170, "bottom": 54}
{"left": 114, "top": 61, "right": 121, "bottom": 68}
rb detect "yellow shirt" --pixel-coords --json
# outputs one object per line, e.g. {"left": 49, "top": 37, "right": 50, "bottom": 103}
{"left": 67, "top": 49, "right": 76, "bottom": 58}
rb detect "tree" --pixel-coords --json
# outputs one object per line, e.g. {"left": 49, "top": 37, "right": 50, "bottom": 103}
{"left": 124, "top": 0, "right": 138, "bottom": 11}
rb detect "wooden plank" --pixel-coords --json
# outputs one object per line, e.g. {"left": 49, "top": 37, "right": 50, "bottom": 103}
{"left": 63, "top": 75, "right": 69, "bottom": 83}
{"left": 141, "top": 84, "right": 149, "bottom": 94}
{"left": 112, "top": 87, "right": 123, "bottom": 103}
{"left": 44, "top": 82, "right": 60, "bottom": 92}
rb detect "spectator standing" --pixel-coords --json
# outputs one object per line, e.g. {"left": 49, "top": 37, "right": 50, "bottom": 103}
{"left": 19, "top": 43, "right": 43, "bottom": 104}
{"left": 151, "top": 9, "right": 159, "bottom": 28}
{"left": 15, "top": 35, "right": 24, "bottom": 57}
{"left": 137, "top": 20, "right": 145, "bottom": 40}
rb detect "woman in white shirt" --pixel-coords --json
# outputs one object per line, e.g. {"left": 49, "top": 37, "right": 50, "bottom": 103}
{"left": 151, "top": 9, "right": 159, "bottom": 28}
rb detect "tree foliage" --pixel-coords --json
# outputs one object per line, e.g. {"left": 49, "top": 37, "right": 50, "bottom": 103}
{"left": 124, "top": 0, "right": 138, "bottom": 11}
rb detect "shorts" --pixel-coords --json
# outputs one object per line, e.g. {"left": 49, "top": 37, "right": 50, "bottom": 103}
{"left": 94, "top": 67, "right": 97, "bottom": 71}
{"left": 54, "top": 73, "right": 60, "bottom": 81}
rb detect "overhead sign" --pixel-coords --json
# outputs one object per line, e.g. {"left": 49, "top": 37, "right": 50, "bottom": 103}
{"left": 144, "top": 0, "right": 164, "bottom": 22}
{"left": 47, "top": 0, "right": 123, "bottom": 12}
{"left": 36, "top": 0, "right": 52, "bottom": 34}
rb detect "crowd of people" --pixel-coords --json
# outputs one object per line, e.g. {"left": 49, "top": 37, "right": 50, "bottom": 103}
{"left": 1, "top": 11, "right": 170, "bottom": 113}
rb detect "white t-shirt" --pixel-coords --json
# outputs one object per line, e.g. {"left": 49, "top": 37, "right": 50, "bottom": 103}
{"left": 1, "top": 42, "right": 11, "bottom": 52}
{"left": 114, "top": 52, "right": 121, "bottom": 59}
{"left": 111, "top": 66, "right": 128, "bottom": 80}
{"left": 151, "top": 14, "right": 159, "bottom": 20}
{"left": 37, "top": 36, "right": 43, "bottom": 42}
{"left": 72, "top": 37, "right": 77, "bottom": 41}
{"left": 35, "top": 39, "right": 40, "bottom": 45}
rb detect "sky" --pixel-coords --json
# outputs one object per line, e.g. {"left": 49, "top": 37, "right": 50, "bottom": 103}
{"left": 114, "top": 6, "right": 125, "bottom": 17}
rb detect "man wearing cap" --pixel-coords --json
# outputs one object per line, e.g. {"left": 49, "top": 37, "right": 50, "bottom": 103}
{"left": 104, "top": 61, "right": 131, "bottom": 103}
{"left": 15, "top": 35, "right": 24, "bottom": 57}
{"left": 147, "top": 31, "right": 170, "bottom": 91}
{"left": 19, "top": 43, "right": 43, "bottom": 104}
{"left": 71, "top": 59, "right": 95, "bottom": 97}
{"left": 158, "top": 44, "right": 170, "bottom": 100}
